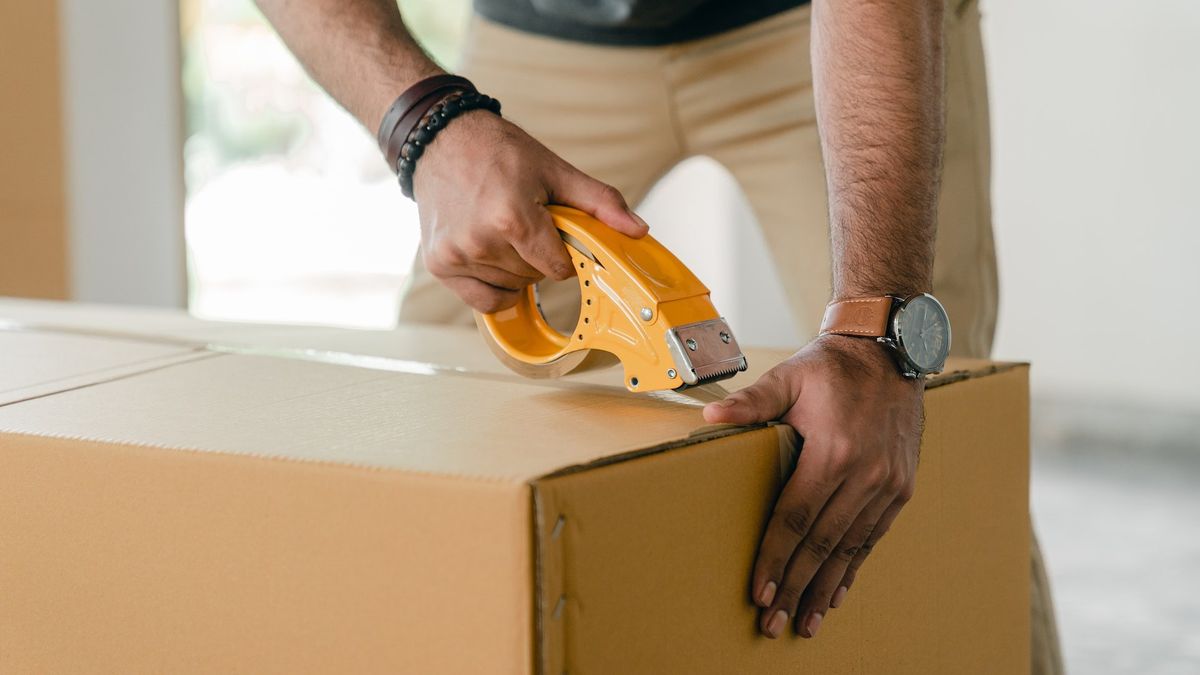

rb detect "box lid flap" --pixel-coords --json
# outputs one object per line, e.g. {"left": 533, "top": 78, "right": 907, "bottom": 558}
{"left": 0, "top": 300, "right": 1021, "bottom": 482}
{"left": 0, "top": 327, "right": 207, "bottom": 407}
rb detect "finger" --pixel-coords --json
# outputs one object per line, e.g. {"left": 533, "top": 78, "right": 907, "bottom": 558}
{"left": 793, "top": 489, "right": 893, "bottom": 636}
{"left": 508, "top": 205, "right": 575, "bottom": 281}
{"left": 837, "top": 498, "right": 905, "bottom": 596}
{"left": 462, "top": 262, "right": 540, "bottom": 293}
{"left": 547, "top": 163, "right": 648, "bottom": 238}
{"left": 481, "top": 243, "right": 545, "bottom": 281}
{"left": 703, "top": 366, "right": 798, "bottom": 425}
{"left": 426, "top": 232, "right": 542, "bottom": 283}
{"left": 760, "top": 484, "right": 872, "bottom": 639}
{"left": 453, "top": 222, "right": 548, "bottom": 281}
{"left": 752, "top": 451, "right": 841, "bottom": 637}
{"left": 441, "top": 275, "right": 522, "bottom": 314}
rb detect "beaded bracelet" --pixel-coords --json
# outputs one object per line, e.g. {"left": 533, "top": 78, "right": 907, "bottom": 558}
{"left": 376, "top": 75, "right": 476, "bottom": 173}
{"left": 395, "top": 90, "right": 502, "bottom": 199}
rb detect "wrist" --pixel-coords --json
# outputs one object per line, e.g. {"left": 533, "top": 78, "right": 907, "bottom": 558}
{"left": 831, "top": 283, "right": 931, "bottom": 303}
{"left": 411, "top": 109, "right": 502, "bottom": 201}
{"left": 813, "top": 334, "right": 925, "bottom": 394}
{"left": 369, "top": 67, "right": 445, "bottom": 132}
{"left": 376, "top": 74, "right": 498, "bottom": 183}
{"left": 396, "top": 93, "right": 501, "bottom": 199}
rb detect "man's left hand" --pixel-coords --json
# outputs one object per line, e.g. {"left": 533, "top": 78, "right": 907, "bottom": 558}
{"left": 702, "top": 334, "right": 924, "bottom": 639}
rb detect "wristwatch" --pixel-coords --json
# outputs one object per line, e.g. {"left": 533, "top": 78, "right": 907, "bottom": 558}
{"left": 818, "top": 294, "right": 952, "bottom": 378}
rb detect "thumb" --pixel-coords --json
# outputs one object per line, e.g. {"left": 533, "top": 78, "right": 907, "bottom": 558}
{"left": 702, "top": 369, "right": 797, "bottom": 426}
{"left": 548, "top": 164, "right": 649, "bottom": 238}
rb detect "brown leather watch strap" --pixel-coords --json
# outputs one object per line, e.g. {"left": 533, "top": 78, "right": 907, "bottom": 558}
{"left": 819, "top": 296, "right": 895, "bottom": 338}
{"left": 377, "top": 75, "right": 476, "bottom": 172}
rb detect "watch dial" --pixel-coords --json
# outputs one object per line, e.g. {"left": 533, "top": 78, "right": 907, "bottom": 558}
{"left": 895, "top": 294, "right": 951, "bottom": 372}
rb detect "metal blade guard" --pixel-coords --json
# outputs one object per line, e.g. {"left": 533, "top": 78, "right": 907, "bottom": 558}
{"left": 477, "top": 205, "right": 748, "bottom": 393}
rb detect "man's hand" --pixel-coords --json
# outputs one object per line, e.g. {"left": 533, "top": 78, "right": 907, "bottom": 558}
{"left": 703, "top": 335, "right": 923, "bottom": 639}
{"left": 412, "top": 110, "right": 648, "bottom": 313}
{"left": 255, "top": 0, "right": 648, "bottom": 314}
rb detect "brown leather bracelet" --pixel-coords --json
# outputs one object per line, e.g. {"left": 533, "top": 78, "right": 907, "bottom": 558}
{"left": 377, "top": 74, "right": 476, "bottom": 172}
{"left": 388, "top": 87, "right": 465, "bottom": 171}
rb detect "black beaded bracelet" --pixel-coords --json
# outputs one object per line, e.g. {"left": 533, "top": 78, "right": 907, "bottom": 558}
{"left": 396, "top": 90, "right": 502, "bottom": 199}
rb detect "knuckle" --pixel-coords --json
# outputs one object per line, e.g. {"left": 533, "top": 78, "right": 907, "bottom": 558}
{"left": 598, "top": 183, "right": 627, "bottom": 207}
{"left": 422, "top": 247, "right": 452, "bottom": 278}
{"left": 837, "top": 542, "right": 860, "bottom": 560}
{"left": 458, "top": 234, "right": 491, "bottom": 262}
{"left": 494, "top": 214, "right": 525, "bottom": 239}
{"left": 864, "top": 464, "right": 891, "bottom": 491}
{"left": 803, "top": 534, "right": 835, "bottom": 560}
{"left": 430, "top": 237, "right": 466, "bottom": 267}
{"left": 758, "top": 554, "right": 789, "bottom": 579}
{"left": 840, "top": 521, "right": 878, "bottom": 557}
{"left": 777, "top": 508, "right": 812, "bottom": 538}
{"left": 833, "top": 509, "right": 857, "bottom": 533}
{"left": 858, "top": 519, "right": 877, "bottom": 543}
{"left": 542, "top": 250, "right": 573, "bottom": 279}
{"left": 475, "top": 290, "right": 515, "bottom": 314}
{"left": 827, "top": 439, "right": 856, "bottom": 474}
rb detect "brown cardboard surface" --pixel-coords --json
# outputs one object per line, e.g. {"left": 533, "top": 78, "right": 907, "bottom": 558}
{"left": 0, "top": 433, "right": 533, "bottom": 674}
{"left": 0, "top": 329, "right": 208, "bottom": 406}
{"left": 533, "top": 368, "right": 1030, "bottom": 674}
{"left": 0, "top": 302, "right": 1030, "bottom": 673}
{"left": 0, "top": 351, "right": 732, "bottom": 481}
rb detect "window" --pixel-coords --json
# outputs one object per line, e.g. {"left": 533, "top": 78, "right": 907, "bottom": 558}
{"left": 180, "top": 0, "right": 469, "bottom": 328}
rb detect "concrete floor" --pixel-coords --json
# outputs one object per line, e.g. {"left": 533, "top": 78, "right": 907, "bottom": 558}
{"left": 1031, "top": 399, "right": 1200, "bottom": 674}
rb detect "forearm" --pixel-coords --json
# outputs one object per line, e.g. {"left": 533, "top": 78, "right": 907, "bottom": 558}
{"left": 256, "top": 0, "right": 443, "bottom": 131}
{"left": 812, "top": 0, "right": 945, "bottom": 299}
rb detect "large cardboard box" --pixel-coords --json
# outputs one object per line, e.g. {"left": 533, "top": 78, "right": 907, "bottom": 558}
{"left": 0, "top": 299, "right": 1030, "bottom": 674}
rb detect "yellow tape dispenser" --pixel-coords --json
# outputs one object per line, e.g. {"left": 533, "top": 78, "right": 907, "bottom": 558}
{"left": 475, "top": 206, "right": 748, "bottom": 393}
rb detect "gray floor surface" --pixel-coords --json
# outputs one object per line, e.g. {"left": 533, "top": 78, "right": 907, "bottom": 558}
{"left": 1031, "top": 399, "right": 1200, "bottom": 674}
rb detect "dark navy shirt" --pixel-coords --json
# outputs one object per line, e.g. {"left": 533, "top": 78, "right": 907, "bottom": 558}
{"left": 473, "top": 0, "right": 809, "bottom": 46}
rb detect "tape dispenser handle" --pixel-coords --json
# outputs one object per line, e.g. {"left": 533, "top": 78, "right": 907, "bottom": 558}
{"left": 477, "top": 211, "right": 596, "bottom": 365}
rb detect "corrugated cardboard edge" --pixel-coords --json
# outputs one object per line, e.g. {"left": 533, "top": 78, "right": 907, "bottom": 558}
{"left": 531, "top": 423, "right": 788, "bottom": 675}
{"left": 927, "top": 360, "right": 1026, "bottom": 389}
{"left": 529, "top": 424, "right": 796, "bottom": 674}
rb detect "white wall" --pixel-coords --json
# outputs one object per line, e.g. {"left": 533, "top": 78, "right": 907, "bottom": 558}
{"left": 648, "top": 1, "right": 1200, "bottom": 414}
{"left": 984, "top": 0, "right": 1200, "bottom": 412}
{"left": 59, "top": 0, "right": 186, "bottom": 307}
{"left": 640, "top": 158, "right": 803, "bottom": 351}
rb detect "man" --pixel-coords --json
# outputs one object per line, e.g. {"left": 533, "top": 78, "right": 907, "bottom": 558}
{"left": 257, "top": 0, "right": 1060, "bottom": 671}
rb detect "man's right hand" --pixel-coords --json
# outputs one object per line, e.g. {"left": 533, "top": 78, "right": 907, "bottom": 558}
{"left": 411, "top": 109, "right": 648, "bottom": 313}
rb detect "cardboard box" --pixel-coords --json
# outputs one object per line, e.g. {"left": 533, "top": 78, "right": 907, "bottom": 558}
{"left": 0, "top": 299, "right": 1030, "bottom": 674}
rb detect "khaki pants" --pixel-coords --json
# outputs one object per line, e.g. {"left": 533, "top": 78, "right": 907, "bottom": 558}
{"left": 399, "top": 2, "right": 1062, "bottom": 673}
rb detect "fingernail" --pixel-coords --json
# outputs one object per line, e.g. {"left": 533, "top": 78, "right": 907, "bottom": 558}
{"left": 713, "top": 398, "right": 736, "bottom": 408}
{"left": 804, "top": 611, "right": 824, "bottom": 638}
{"left": 831, "top": 585, "right": 848, "bottom": 609}
{"left": 766, "top": 610, "right": 788, "bottom": 638}
{"left": 758, "top": 581, "right": 776, "bottom": 607}
{"left": 630, "top": 212, "right": 650, "bottom": 231}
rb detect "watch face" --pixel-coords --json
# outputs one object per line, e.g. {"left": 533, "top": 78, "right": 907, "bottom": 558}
{"left": 893, "top": 294, "right": 951, "bottom": 373}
